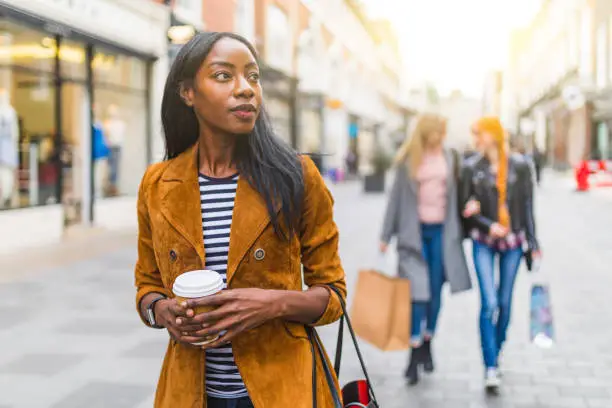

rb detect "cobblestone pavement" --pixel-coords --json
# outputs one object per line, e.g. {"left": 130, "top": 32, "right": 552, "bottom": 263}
{"left": 0, "top": 174, "right": 611, "bottom": 408}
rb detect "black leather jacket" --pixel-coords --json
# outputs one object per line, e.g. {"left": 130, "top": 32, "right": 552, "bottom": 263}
{"left": 459, "top": 153, "right": 539, "bottom": 251}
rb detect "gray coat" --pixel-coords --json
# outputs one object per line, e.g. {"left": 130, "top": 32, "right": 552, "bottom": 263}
{"left": 381, "top": 149, "right": 472, "bottom": 302}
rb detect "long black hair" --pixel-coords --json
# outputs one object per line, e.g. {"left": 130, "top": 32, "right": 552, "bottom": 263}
{"left": 161, "top": 32, "right": 304, "bottom": 240}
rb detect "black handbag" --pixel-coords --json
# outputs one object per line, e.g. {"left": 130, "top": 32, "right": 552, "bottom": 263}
{"left": 307, "top": 285, "right": 380, "bottom": 408}
{"left": 524, "top": 249, "right": 533, "bottom": 271}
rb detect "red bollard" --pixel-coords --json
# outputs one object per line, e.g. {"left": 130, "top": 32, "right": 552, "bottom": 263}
{"left": 575, "top": 160, "right": 590, "bottom": 192}
{"left": 598, "top": 160, "right": 607, "bottom": 171}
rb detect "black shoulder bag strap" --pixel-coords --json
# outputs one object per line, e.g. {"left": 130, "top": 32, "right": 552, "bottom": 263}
{"left": 308, "top": 285, "right": 380, "bottom": 408}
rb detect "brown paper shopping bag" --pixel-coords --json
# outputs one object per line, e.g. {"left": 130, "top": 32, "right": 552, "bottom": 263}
{"left": 349, "top": 269, "right": 411, "bottom": 351}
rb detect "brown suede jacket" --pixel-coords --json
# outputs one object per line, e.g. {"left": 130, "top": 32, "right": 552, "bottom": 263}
{"left": 134, "top": 144, "right": 347, "bottom": 408}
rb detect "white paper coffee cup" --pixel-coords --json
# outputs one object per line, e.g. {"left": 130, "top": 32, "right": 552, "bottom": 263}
{"left": 173, "top": 270, "right": 224, "bottom": 345}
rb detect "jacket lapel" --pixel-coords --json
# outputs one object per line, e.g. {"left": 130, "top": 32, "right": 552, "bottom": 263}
{"left": 158, "top": 143, "right": 280, "bottom": 284}
{"left": 226, "top": 178, "right": 275, "bottom": 285}
{"left": 159, "top": 144, "right": 206, "bottom": 263}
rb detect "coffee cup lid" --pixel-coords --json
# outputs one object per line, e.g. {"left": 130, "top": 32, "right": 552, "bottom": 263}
{"left": 172, "top": 270, "right": 224, "bottom": 298}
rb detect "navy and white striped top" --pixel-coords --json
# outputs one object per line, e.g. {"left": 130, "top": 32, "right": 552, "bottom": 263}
{"left": 199, "top": 173, "right": 247, "bottom": 399}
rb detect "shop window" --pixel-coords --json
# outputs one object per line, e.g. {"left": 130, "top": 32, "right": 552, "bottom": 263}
{"left": 59, "top": 38, "right": 87, "bottom": 80}
{"left": 0, "top": 19, "right": 58, "bottom": 211}
{"left": 0, "top": 19, "right": 56, "bottom": 73}
{"left": 93, "top": 47, "right": 147, "bottom": 198}
{"left": 609, "top": 15, "right": 612, "bottom": 83}
{"left": 266, "top": 5, "right": 292, "bottom": 73}
{"left": 596, "top": 23, "right": 607, "bottom": 89}
{"left": 266, "top": 97, "right": 291, "bottom": 144}
{"left": 235, "top": 0, "right": 255, "bottom": 43}
{"left": 0, "top": 68, "right": 57, "bottom": 210}
{"left": 579, "top": 8, "right": 592, "bottom": 77}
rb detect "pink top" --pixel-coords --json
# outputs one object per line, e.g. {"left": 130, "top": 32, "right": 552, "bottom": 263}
{"left": 416, "top": 151, "right": 448, "bottom": 223}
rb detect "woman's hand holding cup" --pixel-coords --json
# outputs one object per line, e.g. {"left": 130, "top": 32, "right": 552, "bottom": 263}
{"left": 181, "top": 288, "right": 281, "bottom": 350}
{"left": 153, "top": 298, "right": 191, "bottom": 343}
{"left": 171, "top": 270, "right": 225, "bottom": 346}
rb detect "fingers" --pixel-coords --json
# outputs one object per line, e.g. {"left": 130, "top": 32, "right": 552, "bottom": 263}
{"left": 176, "top": 323, "right": 203, "bottom": 333}
{"left": 168, "top": 326, "right": 218, "bottom": 346}
{"left": 179, "top": 334, "right": 213, "bottom": 345}
{"left": 185, "top": 291, "right": 233, "bottom": 309}
{"left": 189, "top": 318, "right": 235, "bottom": 340}
{"left": 201, "top": 329, "right": 236, "bottom": 350}
{"left": 189, "top": 305, "right": 237, "bottom": 325}
{"left": 166, "top": 299, "right": 188, "bottom": 317}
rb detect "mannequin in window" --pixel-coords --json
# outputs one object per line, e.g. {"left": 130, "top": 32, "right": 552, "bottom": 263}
{"left": 103, "top": 104, "right": 125, "bottom": 196}
{"left": 0, "top": 88, "right": 19, "bottom": 208}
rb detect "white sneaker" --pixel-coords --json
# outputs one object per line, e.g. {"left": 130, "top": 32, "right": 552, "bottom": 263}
{"left": 485, "top": 368, "right": 501, "bottom": 391}
{"left": 496, "top": 351, "right": 503, "bottom": 377}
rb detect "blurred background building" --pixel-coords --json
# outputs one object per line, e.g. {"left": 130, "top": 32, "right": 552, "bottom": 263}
{"left": 500, "top": 0, "right": 612, "bottom": 169}
{"left": 0, "top": 0, "right": 413, "bottom": 254}
{"left": 0, "top": 0, "right": 169, "bottom": 254}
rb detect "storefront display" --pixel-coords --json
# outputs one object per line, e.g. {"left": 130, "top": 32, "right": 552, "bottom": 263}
{"left": 0, "top": 8, "right": 153, "bottom": 221}
{"left": 0, "top": 88, "right": 19, "bottom": 208}
{"left": 94, "top": 48, "right": 148, "bottom": 198}
{"left": 0, "top": 0, "right": 167, "bottom": 253}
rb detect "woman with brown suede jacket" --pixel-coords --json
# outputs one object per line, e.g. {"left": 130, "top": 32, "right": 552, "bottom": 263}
{"left": 134, "top": 32, "right": 346, "bottom": 408}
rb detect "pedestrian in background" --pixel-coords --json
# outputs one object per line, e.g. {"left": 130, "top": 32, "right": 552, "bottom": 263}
{"left": 380, "top": 113, "right": 473, "bottom": 385}
{"left": 460, "top": 117, "right": 540, "bottom": 392}
{"left": 134, "top": 32, "right": 346, "bottom": 408}
{"left": 532, "top": 144, "right": 544, "bottom": 185}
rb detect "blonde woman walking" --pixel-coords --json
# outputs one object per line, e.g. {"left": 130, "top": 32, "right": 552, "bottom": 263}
{"left": 380, "top": 114, "right": 473, "bottom": 385}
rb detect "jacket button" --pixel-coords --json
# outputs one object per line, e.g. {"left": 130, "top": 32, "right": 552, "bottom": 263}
{"left": 254, "top": 248, "right": 265, "bottom": 261}
{"left": 169, "top": 250, "right": 177, "bottom": 262}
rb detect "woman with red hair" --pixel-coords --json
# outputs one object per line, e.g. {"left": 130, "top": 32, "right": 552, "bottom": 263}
{"left": 460, "top": 117, "right": 540, "bottom": 392}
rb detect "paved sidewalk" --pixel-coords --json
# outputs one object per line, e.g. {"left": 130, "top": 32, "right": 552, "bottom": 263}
{"left": 0, "top": 177, "right": 611, "bottom": 407}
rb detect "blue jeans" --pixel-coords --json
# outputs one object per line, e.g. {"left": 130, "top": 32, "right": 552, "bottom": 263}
{"left": 207, "top": 396, "right": 254, "bottom": 408}
{"left": 411, "top": 224, "right": 445, "bottom": 344}
{"left": 472, "top": 241, "right": 523, "bottom": 368}
{"left": 108, "top": 146, "right": 121, "bottom": 185}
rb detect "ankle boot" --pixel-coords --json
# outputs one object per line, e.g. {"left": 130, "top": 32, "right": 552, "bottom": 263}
{"left": 404, "top": 345, "right": 423, "bottom": 385}
{"left": 422, "top": 339, "right": 434, "bottom": 373}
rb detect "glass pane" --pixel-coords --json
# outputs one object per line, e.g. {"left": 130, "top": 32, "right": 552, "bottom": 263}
{"left": 0, "top": 68, "right": 57, "bottom": 210}
{"left": 94, "top": 87, "right": 147, "bottom": 197}
{"left": 93, "top": 47, "right": 146, "bottom": 91}
{"left": 61, "top": 82, "right": 90, "bottom": 226}
{"left": 266, "top": 97, "right": 291, "bottom": 144}
{"left": 60, "top": 39, "right": 87, "bottom": 80}
{"left": 0, "top": 18, "right": 57, "bottom": 73}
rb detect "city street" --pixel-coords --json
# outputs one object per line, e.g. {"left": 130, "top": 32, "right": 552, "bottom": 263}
{"left": 1, "top": 173, "right": 611, "bottom": 408}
